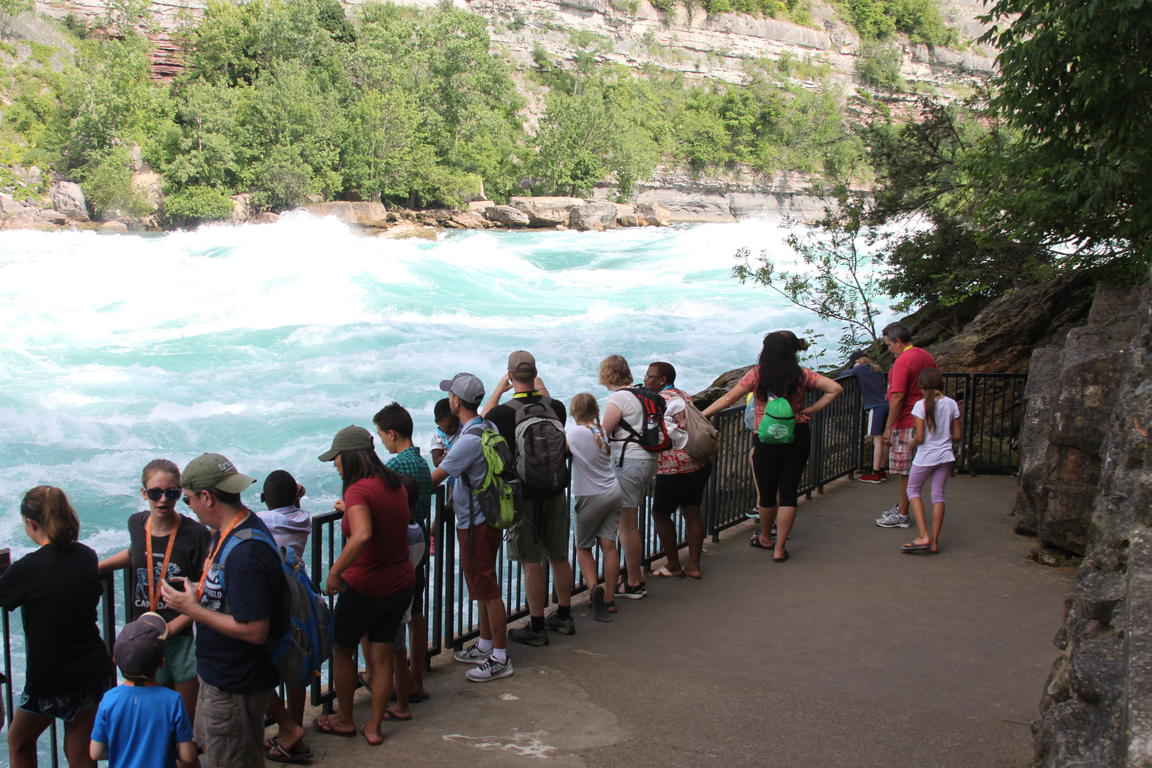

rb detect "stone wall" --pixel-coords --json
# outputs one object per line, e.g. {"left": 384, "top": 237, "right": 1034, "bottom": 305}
{"left": 1016, "top": 269, "right": 1152, "bottom": 766}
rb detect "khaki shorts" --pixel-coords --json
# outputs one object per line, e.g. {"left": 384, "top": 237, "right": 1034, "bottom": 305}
{"left": 508, "top": 492, "right": 570, "bottom": 563}
{"left": 574, "top": 491, "right": 622, "bottom": 549}
{"left": 194, "top": 681, "right": 272, "bottom": 768}
{"left": 612, "top": 454, "right": 657, "bottom": 508}
{"left": 155, "top": 631, "right": 197, "bottom": 686}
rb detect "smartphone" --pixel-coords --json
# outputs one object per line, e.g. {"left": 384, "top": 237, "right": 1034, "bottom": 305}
{"left": 166, "top": 578, "right": 186, "bottom": 592}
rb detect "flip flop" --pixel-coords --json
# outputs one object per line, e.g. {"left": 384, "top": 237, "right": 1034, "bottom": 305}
{"left": 773, "top": 550, "right": 789, "bottom": 563}
{"left": 749, "top": 535, "right": 773, "bottom": 550}
{"left": 684, "top": 568, "right": 702, "bottom": 580}
{"left": 901, "top": 542, "right": 931, "bottom": 553}
{"left": 313, "top": 716, "right": 356, "bottom": 738}
{"left": 382, "top": 708, "right": 412, "bottom": 722}
{"left": 649, "top": 566, "right": 685, "bottom": 578}
{"left": 266, "top": 738, "right": 312, "bottom": 764}
{"left": 360, "top": 723, "right": 384, "bottom": 747}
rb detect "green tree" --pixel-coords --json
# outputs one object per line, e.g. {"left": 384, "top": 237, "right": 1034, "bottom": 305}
{"left": 980, "top": 0, "right": 1152, "bottom": 262}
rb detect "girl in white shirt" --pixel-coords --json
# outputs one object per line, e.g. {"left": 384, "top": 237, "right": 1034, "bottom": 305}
{"left": 902, "top": 368, "right": 962, "bottom": 555}
{"left": 566, "top": 393, "right": 622, "bottom": 622}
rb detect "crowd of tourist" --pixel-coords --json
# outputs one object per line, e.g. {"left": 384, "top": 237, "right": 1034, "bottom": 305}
{"left": 0, "top": 322, "right": 960, "bottom": 767}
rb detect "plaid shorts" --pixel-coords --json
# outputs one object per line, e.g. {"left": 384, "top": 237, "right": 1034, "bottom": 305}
{"left": 888, "top": 427, "right": 916, "bottom": 474}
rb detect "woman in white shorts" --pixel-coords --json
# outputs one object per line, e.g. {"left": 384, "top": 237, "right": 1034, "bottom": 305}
{"left": 567, "top": 393, "right": 622, "bottom": 622}
{"left": 599, "top": 355, "right": 658, "bottom": 600}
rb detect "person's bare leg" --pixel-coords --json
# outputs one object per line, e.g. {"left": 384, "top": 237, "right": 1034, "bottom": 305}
{"left": 907, "top": 496, "right": 930, "bottom": 546}
{"left": 408, "top": 615, "right": 428, "bottom": 697}
{"left": 174, "top": 678, "right": 198, "bottom": 726}
{"left": 390, "top": 645, "right": 411, "bottom": 717}
{"left": 523, "top": 561, "right": 547, "bottom": 618}
{"left": 327, "top": 646, "right": 358, "bottom": 732}
{"left": 600, "top": 538, "right": 620, "bottom": 597}
{"left": 549, "top": 557, "right": 573, "bottom": 608}
{"left": 63, "top": 707, "right": 97, "bottom": 768}
{"left": 773, "top": 506, "right": 796, "bottom": 558}
{"left": 287, "top": 684, "right": 306, "bottom": 728}
{"left": 267, "top": 692, "right": 305, "bottom": 751}
{"left": 756, "top": 506, "right": 777, "bottom": 547}
{"left": 650, "top": 507, "right": 682, "bottom": 573}
{"left": 931, "top": 502, "right": 946, "bottom": 551}
{"left": 873, "top": 436, "right": 887, "bottom": 473}
{"left": 483, "top": 596, "right": 507, "bottom": 649}
{"left": 576, "top": 546, "right": 598, "bottom": 591}
{"left": 684, "top": 504, "right": 704, "bottom": 578}
{"left": 8, "top": 709, "right": 50, "bottom": 768}
{"left": 619, "top": 507, "right": 643, "bottom": 587}
{"left": 898, "top": 474, "right": 910, "bottom": 516}
{"left": 357, "top": 635, "right": 371, "bottom": 687}
{"left": 362, "top": 641, "right": 394, "bottom": 744}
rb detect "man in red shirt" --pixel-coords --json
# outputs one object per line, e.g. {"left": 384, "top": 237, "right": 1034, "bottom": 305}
{"left": 875, "top": 322, "right": 938, "bottom": 528}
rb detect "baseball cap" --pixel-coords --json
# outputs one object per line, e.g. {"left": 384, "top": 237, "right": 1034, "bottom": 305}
{"left": 114, "top": 612, "right": 168, "bottom": 679}
{"left": 181, "top": 453, "right": 256, "bottom": 494}
{"left": 318, "top": 425, "right": 374, "bottom": 462}
{"left": 507, "top": 350, "right": 537, "bottom": 376}
{"left": 439, "top": 372, "right": 485, "bottom": 404}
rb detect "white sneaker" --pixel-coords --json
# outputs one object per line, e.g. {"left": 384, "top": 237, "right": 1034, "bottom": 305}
{"left": 875, "top": 506, "right": 911, "bottom": 528}
{"left": 466, "top": 655, "right": 514, "bottom": 682}
{"left": 453, "top": 644, "right": 491, "bottom": 665}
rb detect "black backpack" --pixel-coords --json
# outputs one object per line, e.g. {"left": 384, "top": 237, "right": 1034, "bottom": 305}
{"left": 506, "top": 397, "right": 569, "bottom": 495}
{"left": 611, "top": 386, "right": 672, "bottom": 465}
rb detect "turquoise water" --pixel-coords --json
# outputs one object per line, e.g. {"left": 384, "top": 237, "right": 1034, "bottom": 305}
{"left": 0, "top": 213, "right": 851, "bottom": 558}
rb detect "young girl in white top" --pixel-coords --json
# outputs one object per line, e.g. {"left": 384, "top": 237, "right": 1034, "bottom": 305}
{"left": 902, "top": 368, "right": 962, "bottom": 555}
{"left": 566, "top": 393, "right": 622, "bottom": 622}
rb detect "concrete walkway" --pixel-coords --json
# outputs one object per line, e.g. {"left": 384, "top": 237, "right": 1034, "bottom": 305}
{"left": 294, "top": 475, "right": 1073, "bottom": 768}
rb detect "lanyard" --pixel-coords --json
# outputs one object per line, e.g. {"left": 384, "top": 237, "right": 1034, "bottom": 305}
{"left": 197, "top": 511, "right": 247, "bottom": 601}
{"left": 145, "top": 515, "right": 181, "bottom": 612}
{"left": 511, "top": 391, "right": 540, "bottom": 399}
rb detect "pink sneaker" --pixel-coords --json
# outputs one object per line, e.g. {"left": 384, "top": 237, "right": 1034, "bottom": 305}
{"left": 858, "top": 470, "right": 887, "bottom": 484}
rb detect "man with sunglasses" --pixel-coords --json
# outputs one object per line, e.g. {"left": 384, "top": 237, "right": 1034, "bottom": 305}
{"left": 161, "top": 453, "right": 285, "bottom": 768}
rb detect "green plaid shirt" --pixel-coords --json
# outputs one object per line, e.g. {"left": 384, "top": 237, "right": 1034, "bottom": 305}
{"left": 387, "top": 446, "right": 433, "bottom": 524}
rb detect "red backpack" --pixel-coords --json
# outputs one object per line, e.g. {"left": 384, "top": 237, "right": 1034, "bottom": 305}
{"left": 611, "top": 386, "right": 672, "bottom": 464}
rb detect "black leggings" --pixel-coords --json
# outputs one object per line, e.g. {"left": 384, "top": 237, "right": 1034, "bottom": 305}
{"left": 752, "top": 423, "right": 811, "bottom": 508}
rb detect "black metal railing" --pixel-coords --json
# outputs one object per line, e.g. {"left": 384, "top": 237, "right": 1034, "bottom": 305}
{"left": 0, "top": 370, "right": 1028, "bottom": 745}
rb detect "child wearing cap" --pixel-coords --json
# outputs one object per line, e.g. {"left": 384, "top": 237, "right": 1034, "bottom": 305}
{"left": 90, "top": 612, "right": 197, "bottom": 768}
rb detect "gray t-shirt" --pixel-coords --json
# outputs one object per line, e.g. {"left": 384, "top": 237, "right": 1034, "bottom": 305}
{"left": 439, "top": 416, "right": 490, "bottom": 528}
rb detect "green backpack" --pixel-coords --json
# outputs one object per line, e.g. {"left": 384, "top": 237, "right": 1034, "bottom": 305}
{"left": 461, "top": 422, "right": 521, "bottom": 529}
{"left": 756, "top": 395, "right": 796, "bottom": 445}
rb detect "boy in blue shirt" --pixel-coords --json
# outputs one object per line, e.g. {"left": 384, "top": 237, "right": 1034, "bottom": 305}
{"left": 90, "top": 612, "right": 197, "bottom": 768}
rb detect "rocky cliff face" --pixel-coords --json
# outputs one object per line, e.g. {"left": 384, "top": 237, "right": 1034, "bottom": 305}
{"left": 1018, "top": 269, "right": 1152, "bottom": 767}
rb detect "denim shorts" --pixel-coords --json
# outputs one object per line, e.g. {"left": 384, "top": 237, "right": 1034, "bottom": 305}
{"left": 18, "top": 677, "right": 107, "bottom": 721}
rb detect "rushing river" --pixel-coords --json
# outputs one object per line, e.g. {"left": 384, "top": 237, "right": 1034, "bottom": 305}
{"left": 0, "top": 212, "right": 855, "bottom": 558}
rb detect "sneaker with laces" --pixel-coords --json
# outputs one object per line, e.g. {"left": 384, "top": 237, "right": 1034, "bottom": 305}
{"left": 615, "top": 582, "right": 647, "bottom": 600}
{"left": 544, "top": 612, "right": 575, "bottom": 635}
{"left": 875, "top": 506, "right": 911, "bottom": 528}
{"left": 466, "top": 655, "right": 514, "bottom": 682}
{"left": 858, "top": 470, "right": 887, "bottom": 484}
{"left": 453, "top": 644, "right": 492, "bottom": 665}
{"left": 508, "top": 625, "right": 549, "bottom": 647}
{"left": 745, "top": 508, "right": 760, "bottom": 519}
{"left": 590, "top": 585, "right": 612, "bottom": 622}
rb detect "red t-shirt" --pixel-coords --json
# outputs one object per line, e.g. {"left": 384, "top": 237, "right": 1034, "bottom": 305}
{"left": 887, "top": 346, "right": 938, "bottom": 429}
{"left": 340, "top": 476, "right": 415, "bottom": 598}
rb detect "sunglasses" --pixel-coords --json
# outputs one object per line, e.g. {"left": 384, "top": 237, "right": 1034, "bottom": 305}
{"left": 145, "top": 488, "right": 182, "bottom": 502}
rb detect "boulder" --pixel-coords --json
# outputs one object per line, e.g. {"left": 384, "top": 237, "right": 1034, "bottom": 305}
{"left": 0, "top": 193, "right": 26, "bottom": 217}
{"left": 510, "top": 196, "right": 585, "bottom": 227}
{"left": 568, "top": 201, "right": 618, "bottom": 231}
{"left": 100, "top": 221, "right": 129, "bottom": 233}
{"left": 466, "top": 200, "right": 495, "bottom": 213}
{"left": 1, "top": 216, "right": 56, "bottom": 232}
{"left": 49, "top": 181, "right": 89, "bottom": 222}
{"left": 230, "top": 194, "right": 252, "bottom": 224}
{"left": 634, "top": 202, "right": 671, "bottom": 227}
{"left": 482, "top": 205, "right": 531, "bottom": 227}
{"left": 615, "top": 204, "right": 641, "bottom": 227}
{"left": 253, "top": 212, "right": 280, "bottom": 225}
{"left": 446, "top": 211, "right": 489, "bottom": 229}
{"left": 300, "top": 201, "right": 390, "bottom": 229}
{"left": 381, "top": 221, "right": 438, "bottom": 240}
{"left": 132, "top": 171, "right": 164, "bottom": 213}
{"left": 36, "top": 209, "right": 68, "bottom": 225}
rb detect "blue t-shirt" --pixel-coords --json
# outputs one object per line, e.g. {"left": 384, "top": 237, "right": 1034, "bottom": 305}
{"left": 438, "top": 417, "right": 491, "bottom": 529}
{"left": 195, "top": 513, "right": 282, "bottom": 693}
{"left": 91, "top": 684, "right": 192, "bottom": 768}
{"left": 837, "top": 363, "right": 888, "bottom": 410}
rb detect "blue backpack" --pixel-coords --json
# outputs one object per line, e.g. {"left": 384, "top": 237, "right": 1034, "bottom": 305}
{"left": 219, "top": 528, "right": 333, "bottom": 688}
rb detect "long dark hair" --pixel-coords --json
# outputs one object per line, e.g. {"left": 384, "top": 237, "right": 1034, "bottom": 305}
{"left": 21, "top": 485, "right": 80, "bottom": 546}
{"left": 756, "top": 331, "right": 806, "bottom": 402}
{"left": 919, "top": 367, "right": 944, "bottom": 432}
{"left": 339, "top": 448, "right": 401, "bottom": 494}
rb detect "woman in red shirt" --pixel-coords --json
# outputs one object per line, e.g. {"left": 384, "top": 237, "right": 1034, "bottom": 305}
{"left": 703, "top": 332, "right": 842, "bottom": 562}
{"left": 314, "top": 426, "right": 414, "bottom": 746}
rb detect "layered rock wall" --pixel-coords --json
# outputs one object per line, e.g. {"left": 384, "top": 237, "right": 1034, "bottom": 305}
{"left": 1015, "top": 269, "right": 1152, "bottom": 766}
